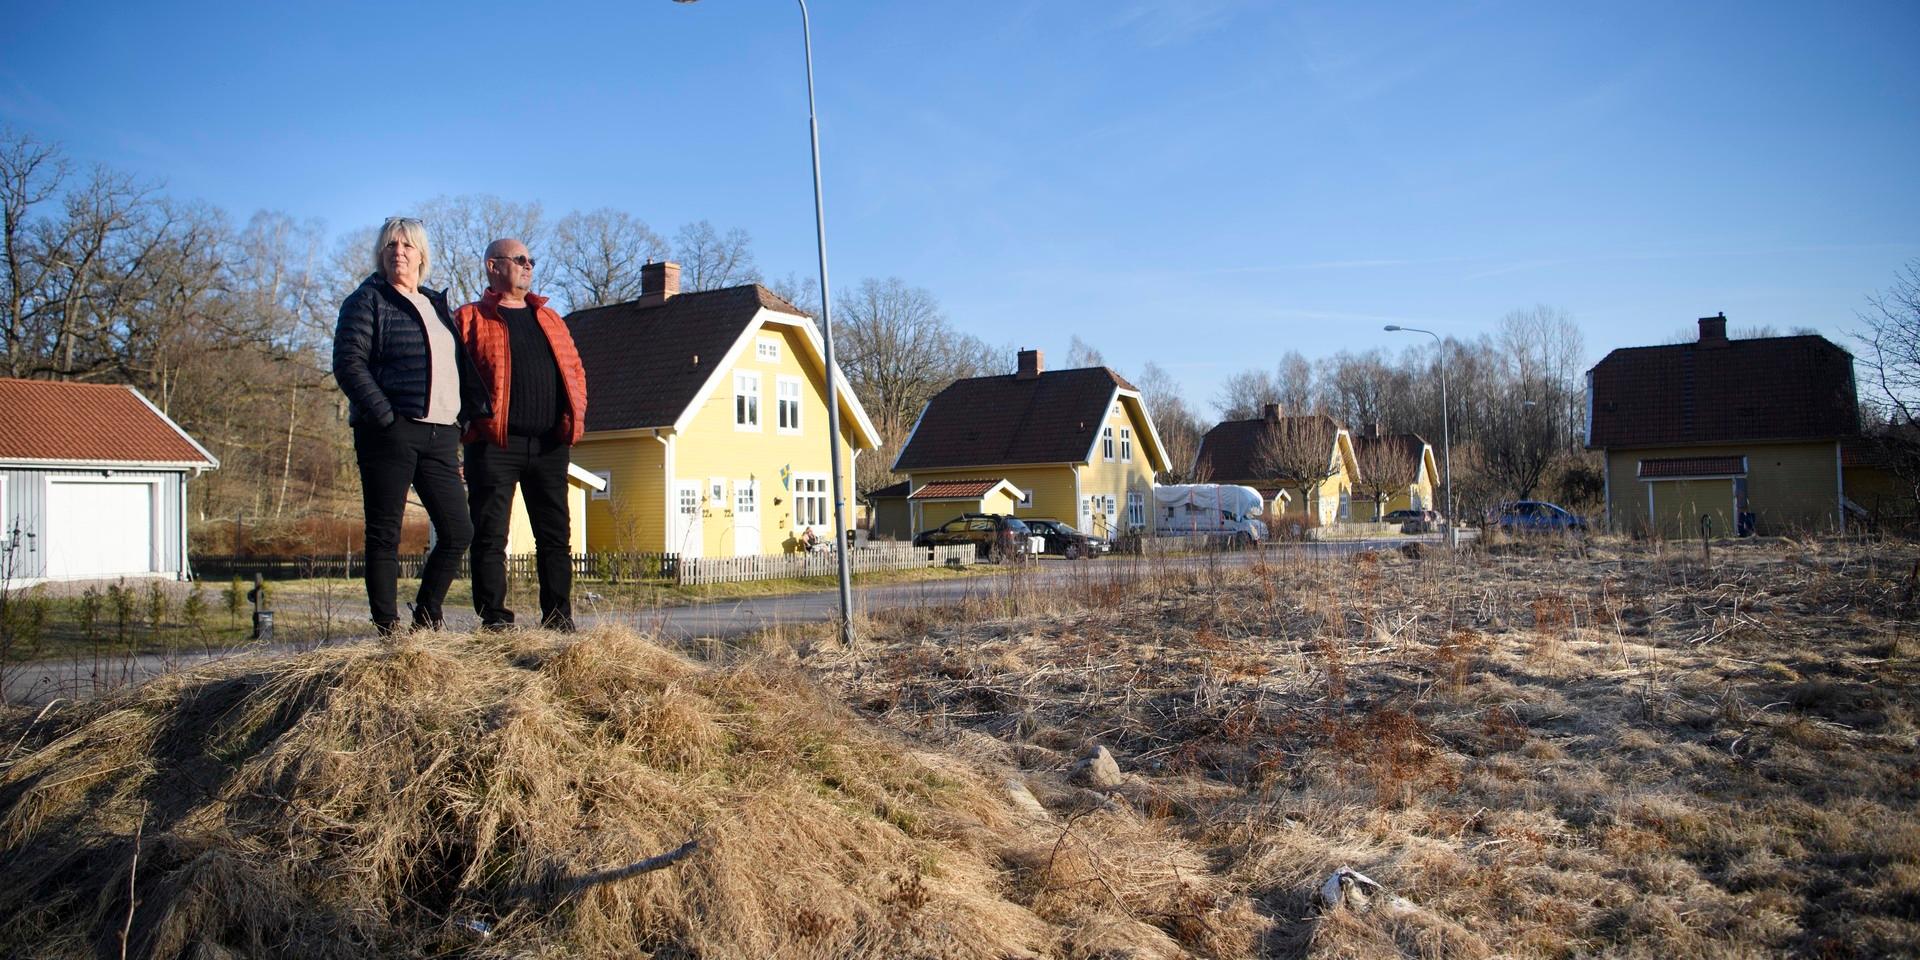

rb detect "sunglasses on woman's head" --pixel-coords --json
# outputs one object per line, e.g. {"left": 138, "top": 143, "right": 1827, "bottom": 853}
{"left": 385, "top": 216, "right": 423, "bottom": 227}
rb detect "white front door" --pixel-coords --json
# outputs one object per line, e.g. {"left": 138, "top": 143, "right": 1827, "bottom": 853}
{"left": 733, "top": 479, "right": 760, "bottom": 556}
{"left": 674, "top": 482, "right": 703, "bottom": 559}
{"left": 47, "top": 480, "right": 156, "bottom": 577}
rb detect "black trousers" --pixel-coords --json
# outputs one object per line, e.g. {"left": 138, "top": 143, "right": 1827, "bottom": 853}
{"left": 465, "top": 434, "right": 574, "bottom": 628}
{"left": 353, "top": 419, "right": 472, "bottom": 628}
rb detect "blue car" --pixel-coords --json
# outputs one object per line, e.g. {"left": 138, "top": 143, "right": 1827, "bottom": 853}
{"left": 1489, "top": 500, "right": 1588, "bottom": 534}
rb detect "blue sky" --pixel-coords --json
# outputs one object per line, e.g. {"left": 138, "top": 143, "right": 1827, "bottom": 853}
{"left": 4, "top": 0, "right": 1916, "bottom": 412}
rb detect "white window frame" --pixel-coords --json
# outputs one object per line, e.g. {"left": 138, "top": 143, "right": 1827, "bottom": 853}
{"left": 1016, "top": 487, "right": 1033, "bottom": 508}
{"left": 734, "top": 371, "right": 761, "bottom": 431}
{"left": 776, "top": 375, "right": 803, "bottom": 435}
{"left": 736, "top": 480, "right": 758, "bottom": 514}
{"left": 1128, "top": 491, "right": 1144, "bottom": 529}
{"left": 1119, "top": 427, "right": 1133, "bottom": 462}
{"left": 709, "top": 477, "right": 726, "bottom": 506}
{"left": 1103, "top": 495, "right": 1118, "bottom": 528}
{"left": 756, "top": 337, "right": 780, "bottom": 362}
{"left": 1102, "top": 425, "right": 1115, "bottom": 461}
{"left": 591, "top": 470, "right": 612, "bottom": 501}
{"left": 792, "top": 473, "right": 829, "bottom": 530}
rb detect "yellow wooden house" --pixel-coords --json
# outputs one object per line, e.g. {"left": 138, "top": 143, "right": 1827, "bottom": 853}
{"left": 892, "top": 350, "right": 1167, "bottom": 539}
{"left": 1350, "top": 426, "right": 1440, "bottom": 520}
{"left": 565, "top": 262, "right": 879, "bottom": 557}
{"left": 503, "top": 463, "right": 606, "bottom": 555}
{"left": 1192, "top": 406, "right": 1358, "bottom": 525}
{"left": 1586, "top": 314, "right": 1859, "bottom": 537}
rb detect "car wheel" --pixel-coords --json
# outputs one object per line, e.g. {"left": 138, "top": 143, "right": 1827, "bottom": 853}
{"left": 1064, "top": 543, "right": 1083, "bottom": 560}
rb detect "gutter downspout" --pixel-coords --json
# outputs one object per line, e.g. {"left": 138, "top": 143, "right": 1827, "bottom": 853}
{"left": 1835, "top": 441, "right": 1845, "bottom": 534}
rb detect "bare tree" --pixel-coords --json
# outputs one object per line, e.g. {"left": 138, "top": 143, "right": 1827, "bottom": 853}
{"left": 0, "top": 127, "right": 67, "bottom": 377}
{"left": 1351, "top": 435, "right": 1421, "bottom": 522}
{"left": 1275, "top": 350, "right": 1315, "bottom": 413}
{"left": 1065, "top": 334, "right": 1104, "bottom": 368}
{"left": 1132, "top": 361, "right": 1204, "bottom": 482}
{"left": 672, "top": 220, "right": 759, "bottom": 291}
{"left": 1213, "top": 369, "right": 1281, "bottom": 420}
{"left": 1253, "top": 416, "right": 1341, "bottom": 522}
{"left": 416, "top": 194, "right": 544, "bottom": 305}
{"left": 1856, "top": 259, "right": 1920, "bottom": 507}
{"left": 548, "top": 208, "right": 667, "bottom": 312}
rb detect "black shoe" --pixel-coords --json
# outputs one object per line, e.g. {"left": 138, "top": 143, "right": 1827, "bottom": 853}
{"left": 541, "top": 613, "right": 577, "bottom": 633}
{"left": 478, "top": 620, "right": 515, "bottom": 634}
{"left": 409, "top": 604, "right": 443, "bottom": 631}
{"left": 374, "top": 619, "right": 404, "bottom": 640}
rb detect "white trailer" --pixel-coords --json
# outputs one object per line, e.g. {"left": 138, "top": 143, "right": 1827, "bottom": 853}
{"left": 1151, "top": 484, "right": 1269, "bottom": 543}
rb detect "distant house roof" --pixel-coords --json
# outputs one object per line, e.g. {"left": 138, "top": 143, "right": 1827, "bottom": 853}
{"left": 907, "top": 478, "right": 1022, "bottom": 502}
{"left": 567, "top": 285, "right": 808, "bottom": 433}
{"left": 1353, "top": 432, "right": 1430, "bottom": 466}
{"left": 1194, "top": 413, "right": 1345, "bottom": 483}
{"left": 866, "top": 480, "right": 911, "bottom": 500}
{"left": 894, "top": 366, "right": 1154, "bottom": 471}
{"left": 1638, "top": 456, "right": 1747, "bottom": 479}
{"left": 1586, "top": 332, "right": 1858, "bottom": 449}
{"left": 0, "top": 379, "right": 217, "bottom": 468}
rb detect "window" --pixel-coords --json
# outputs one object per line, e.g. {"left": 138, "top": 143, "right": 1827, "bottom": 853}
{"left": 1113, "top": 401, "right": 1122, "bottom": 416}
{"left": 709, "top": 478, "right": 726, "bottom": 505}
{"left": 591, "top": 470, "right": 612, "bottom": 501}
{"left": 1103, "top": 495, "right": 1118, "bottom": 528}
{"left": 736, "top": 482, "right": 757, "bottom": 514}
{"left": 734, "top": 372, "right": 760, "bottom": 429}
{"left": 1128, "top": 492, "right": 1144, "bottom": 528}
{"left": 1102, "top": 426, "right": 1115, "bottom": 461}
{"left": 777, "top": 376, "right": 803, "bottom": 434}
{"left": 794, "top": 475, "right": 828, "bottom": 528}
{"left": 677, "top": 485, "right": 699, "bottom": 515}
{"left": 1119, "top": 427, "right": 1133, "bottom": 462}
{"left": 1016, "top": 487, "right": 1033, "bottom": 508}
{"left": 756, "top": 337, "right": 780, "bottom": 362}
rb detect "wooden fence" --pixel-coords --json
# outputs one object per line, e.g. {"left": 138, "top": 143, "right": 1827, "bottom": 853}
{"left": 676, "top": 544, "right": 975, "bottom": 586}
{"left": 192, "top": 552, "right": 679, "bottom": 583}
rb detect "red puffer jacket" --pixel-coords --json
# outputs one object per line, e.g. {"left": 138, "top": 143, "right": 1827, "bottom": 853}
{"left": 453, "top": 289, "right": 589, "bottom": 447}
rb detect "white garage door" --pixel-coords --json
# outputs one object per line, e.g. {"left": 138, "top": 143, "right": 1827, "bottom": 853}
{"left": 46, "top": 481, "right": 155, "bottom": 578}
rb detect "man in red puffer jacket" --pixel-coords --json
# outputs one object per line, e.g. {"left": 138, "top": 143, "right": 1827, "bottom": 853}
{"left": 453, "top": 237, "right": 589, "bottom": 631}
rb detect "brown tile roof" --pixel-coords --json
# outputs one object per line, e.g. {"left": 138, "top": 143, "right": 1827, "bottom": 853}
{"left": 1586, "top": 335, "right": 1858, "bottom": 449}
{"left": 566, "top": 285, "right": 809, "bottom": 432}
{"left": 908, "top": 479, "right": 1011, "bottom": 500}
{"left": 1638, "top": 456, "right": 1746, "bottom": 478}
{"left": 1193, "top": 414, "right": 1343, "bottom": 484}
{"left": 0, "top": 379, "right": 216, "bottom": 466}
{"left": 893, "top": 367, "right": 1137, "bottom": 470}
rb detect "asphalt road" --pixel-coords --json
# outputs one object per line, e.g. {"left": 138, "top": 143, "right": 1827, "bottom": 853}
{"left": 3, "top": 535, "right": 1460, "bottom": 708}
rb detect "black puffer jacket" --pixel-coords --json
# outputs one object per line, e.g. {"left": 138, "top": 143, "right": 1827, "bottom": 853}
{"left": 332, "top": 274, "right": 491, "bottom": 428}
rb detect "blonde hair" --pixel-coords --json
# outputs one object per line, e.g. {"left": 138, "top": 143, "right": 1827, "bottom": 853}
{"left": 371, "top": 217, "right": 432, "bottom": 282}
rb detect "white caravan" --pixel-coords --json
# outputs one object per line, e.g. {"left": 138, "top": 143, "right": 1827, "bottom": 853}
{"left": 1151, "top": 484, "right": 1269, "bottom": 543}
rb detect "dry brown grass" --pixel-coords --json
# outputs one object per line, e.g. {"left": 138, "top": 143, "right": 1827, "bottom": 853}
{"left": 0, "top": 624, "right": 1263, "bottom": 958}
{"left": 837, "top": 538, "right": 1920, "bottom": 958}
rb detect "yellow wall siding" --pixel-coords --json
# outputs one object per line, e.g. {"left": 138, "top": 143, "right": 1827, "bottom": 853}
{"left": 1605, "top": 442, "right": 1840, "bottom": 537}
{"left": 505, "top": 484, "right": 590, "bottom": 555}
{"left": 671, "top": 321, "right": 860, "bottom": 557}
{"left": 908, "top": 466, "right": 1076, "bottom": 535}
{"left": 1845, "top": 466, "right": 1916, "bottom": 525}
{"left": 1078, "top": 399, "right": 1158, "bottom": 535}
{"left": 572, "top": 434, "right": 668, "bottom": 552}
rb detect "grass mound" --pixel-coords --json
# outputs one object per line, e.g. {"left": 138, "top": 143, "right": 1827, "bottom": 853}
{"left": 0, "top": 626, "right": 1261, "bottom": 959}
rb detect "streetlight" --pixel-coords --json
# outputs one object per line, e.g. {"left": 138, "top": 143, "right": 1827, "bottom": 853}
{"left": 1384, "top": 325, "right": 1456, "bottom": 548}
{"left": 675, "top": 0, "right": 856, "bottom": 647}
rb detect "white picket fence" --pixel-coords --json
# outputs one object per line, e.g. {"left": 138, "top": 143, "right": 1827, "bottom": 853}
{"left": 676, "top": 543, "right": 975, "bottom": 586}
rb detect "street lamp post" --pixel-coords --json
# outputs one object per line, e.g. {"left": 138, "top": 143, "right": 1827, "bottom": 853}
{"left": 1385, "top": 325, "right": 1456, "bottom": 548}
{"left": 676, "top": 0, "right": 855, "bottom": 647}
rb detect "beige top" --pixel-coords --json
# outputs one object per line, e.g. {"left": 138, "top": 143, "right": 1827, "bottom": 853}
{"left": 403, "top": 290, "right": 460, "bottom": 425}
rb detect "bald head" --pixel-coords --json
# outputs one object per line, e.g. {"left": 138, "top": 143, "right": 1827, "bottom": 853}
{"left": 484, "top": 237, "right": 533, "bottom": 302}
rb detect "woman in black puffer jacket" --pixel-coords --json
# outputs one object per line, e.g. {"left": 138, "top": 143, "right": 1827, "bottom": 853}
{"left": 332, "top": 217, "right": 490, "bottom": 636}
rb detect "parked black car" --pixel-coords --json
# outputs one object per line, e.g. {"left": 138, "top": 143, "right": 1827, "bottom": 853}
{"left": 1021, "top": 518, "right": 1109, "bottom": 559}
{"left": 1383, "top": 508, "right": 1442, "bottom": 533}
{"left": 911, "top": 513, "right": 1032, "bottom": 563}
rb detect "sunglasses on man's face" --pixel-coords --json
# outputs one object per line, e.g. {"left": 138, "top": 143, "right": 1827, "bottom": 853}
{"left": 489, "top": 255, "right": 536, "bottom": 269}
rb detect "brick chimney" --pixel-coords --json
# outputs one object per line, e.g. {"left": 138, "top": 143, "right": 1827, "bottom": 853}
{"left": 637, "top": 260, "right": 681, "bottom": 308}
{"left": 1262, "top": 403, "right": 1283, "bottom": 422}
{"left": 1698, "top": 311, "right": 1727, "bottom": 345}
{"left": 1016, "top": 348, "right": 1043, "bottom": 380}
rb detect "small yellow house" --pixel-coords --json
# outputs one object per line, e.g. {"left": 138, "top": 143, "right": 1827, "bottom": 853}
{"left": 565, "top": 262, "right": 880, "bottom": 557}
{"left": 504, "top": 463, "right": 606, "bottom": 555}
{"left": 1587, "top": 314, "right": 1859, "bottom": 537}
{"left": 905, "top": 479, "right": 1024, "bottom": 532}
{"left": 1192, "top": 406, "right": 1358, "bottom": 525}
{"left": 892, "top": 350, "right": 1167, "bottom": 539}
{"left": 1350, "top": 426, "right": 1440, "bottom": 520}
